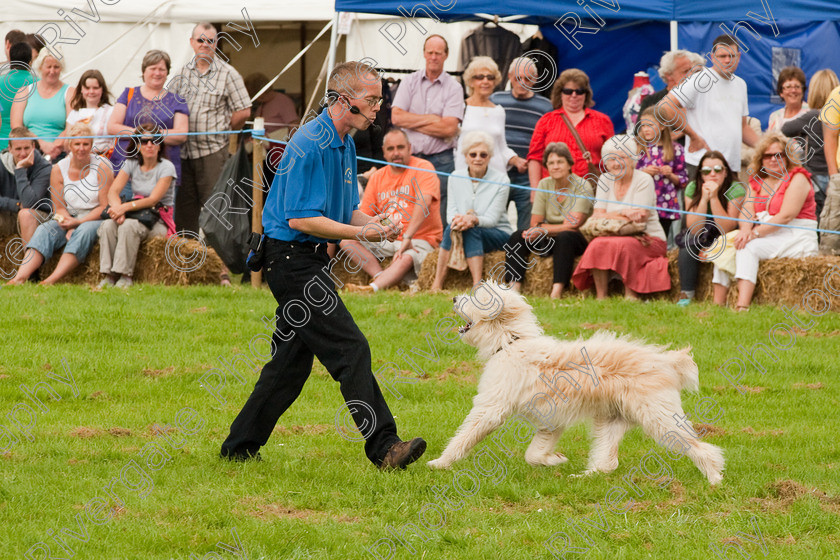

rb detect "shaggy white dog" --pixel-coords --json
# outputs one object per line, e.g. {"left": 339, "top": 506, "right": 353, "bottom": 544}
{"left": 427, "top": 283, "right": 724, "bottom": 485}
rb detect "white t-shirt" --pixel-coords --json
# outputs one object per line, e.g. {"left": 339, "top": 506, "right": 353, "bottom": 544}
{"left": 67, "top": 105, "right": 114, "bottom": 154}
{"left": 673, "top": 68, "right": 749, "bottom": 170}
{"left": 454, "top": 104, "right": 517, "bottom": 180}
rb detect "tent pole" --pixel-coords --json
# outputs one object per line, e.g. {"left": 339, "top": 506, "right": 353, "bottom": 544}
{"left": 251, "top": 117, "right": 266, "bottom": 289}
{"left": 670, "top": 21, "right": 678, "bottom": 50}
{"left": 326, "top": 11, "right": 340, "bottom": 93}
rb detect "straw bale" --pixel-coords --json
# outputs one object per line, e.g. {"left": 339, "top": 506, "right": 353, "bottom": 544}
{"left": 1, "top": 234, "right": 224, "bottom": 285}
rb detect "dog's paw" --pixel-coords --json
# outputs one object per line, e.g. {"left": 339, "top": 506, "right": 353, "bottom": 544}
{"left": 707, "top": 471, "right": 723, "bottom": 486}
{"left": 569, "top": 469, "right": 598, "bottom": 479}
{"left": 526, "top": 453, "right": 568, "bottom": 467}
{"left": 427, "top": 458, "right": 451, "bottom": 470}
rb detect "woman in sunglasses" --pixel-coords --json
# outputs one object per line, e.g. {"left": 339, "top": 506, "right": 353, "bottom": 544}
{"left": 454, "top": 57, "right": 526, "bottom": 179}
{"left": 527, "top": 69, "right": 614, "bottom": 189}
{"left": 712, "top": 133, "right": 818, "bottom": 310}
{"left": 432, "top": 130, "right": 513, "bottom": 290}
{"left": 676, "top": 151, "right": 745, "bottom": 305}
{"left": 97, "top": 123, "right": 177, "bottom": 288}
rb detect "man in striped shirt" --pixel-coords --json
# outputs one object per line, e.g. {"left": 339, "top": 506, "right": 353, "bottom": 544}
{"left": 491, "top": 57, "right": 553, "bottom": 230}
{"left": 173, "top": 22, "right": 251, "bottom": 236}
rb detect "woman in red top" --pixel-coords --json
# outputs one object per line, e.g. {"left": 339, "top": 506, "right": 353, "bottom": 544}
{"left": 712, "top": 132, "right": 818, "bottom": 310}
{"left": 527, "top": 69, "right": 614, "bottom": 194}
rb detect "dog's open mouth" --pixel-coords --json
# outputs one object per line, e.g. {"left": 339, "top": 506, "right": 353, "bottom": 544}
{"left": 458, "top": 321, "right": 473, "bottom": 334}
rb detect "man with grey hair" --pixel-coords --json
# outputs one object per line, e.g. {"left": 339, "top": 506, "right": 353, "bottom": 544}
{"left": 172, "top": 22, "right": 251, "bottom": 237}
{"left": 638, "top": 49, "right": 704, "bottom": 120}
{"left": 221, "top": 61, "right": 427, "bottom": 470}
{"left": 491, "top": 56, "right": 554, "bottom": 229}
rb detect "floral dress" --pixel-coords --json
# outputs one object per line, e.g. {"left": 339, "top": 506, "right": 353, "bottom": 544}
{"left": 635, "top": 142, "right": 687, "bottom": 220}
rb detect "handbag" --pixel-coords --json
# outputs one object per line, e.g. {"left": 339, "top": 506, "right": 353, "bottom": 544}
{"left": 447, "top": 230, "right": 468, "bottom": 271}
{"left": 100, "top": 203, "right": 161, "bottom": 230}
{"left": 579, "top": 216, "right": 645, "bottom": 241}
{"left": 675, "top": 218, "right": 721, "bottom": 250}
{"left": 560, "top": 112, "right": 600, "bottom": 182}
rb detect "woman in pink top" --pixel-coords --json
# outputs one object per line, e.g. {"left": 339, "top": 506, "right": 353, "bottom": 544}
{"left": 712, "top": 132, "right": 818, "bottom": 310}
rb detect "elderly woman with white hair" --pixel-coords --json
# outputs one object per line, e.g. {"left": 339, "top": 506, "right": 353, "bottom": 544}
{"left": 432, "top": 130, "right": 513, "bottom": 290}
{"left": 455, "top": 56, "right": 527, "bottom": 179}
{"left": 10, "top": 47, "right": 75, "bottom": 160}
{"left": 571, "top": 135, "right": 670, "bottom": 299}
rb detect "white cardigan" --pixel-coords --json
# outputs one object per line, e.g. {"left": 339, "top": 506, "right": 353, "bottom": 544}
{"left": 445, "top": 167, "right": 513, "bottom": 234}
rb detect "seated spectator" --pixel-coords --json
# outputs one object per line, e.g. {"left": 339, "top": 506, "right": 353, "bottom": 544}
{"left": 455, "top": 56, "right": 526, "bottom": 183}
{"left": 572, "top": 135, "right": 669, "bottom": 299}
{"left": 490, "top": 56, "right": 554, "bottom": 231}
{"left": 676, "top": 150, "right": 745, "bottom": 305}
{"left": 505, "top": 142, "right": 593, "bottom": 298}
{"left": 1, "top": 42, "right": 36, "bottom": 151}
{"left": 635, "top": 107, "right": 688, "bottom": 240}
{"left": 781, "top": 69, "right": 839, "bottom": 219}
{"left": 8, "top": 124, "right": 111, "bottom": 285}
{"left": 107, "top": 50, "right": 188, "bottom": 181}
{"left": 341, "top": 129, "right": 442, "bottom": 293}
{"left": 98, "top": 124, "right": 177, "bottom": 288}
{"left": 713, "top": 133, "right": 818, "bottom": 310}
{"left": 244, "top": 72, "right": 299, "bottom": 135}
{"left": 66, "top": 70, "right": 114, "bottom": 157}
{"left": 10, "top": 47, "right": 74, "bottom": 160}
{"left": 528, "top": 69, "right": 614, "bottom": 193}
{"left": 767, "top": 67, "right": 809, "bottom": 132}
{"left": 432, "top": 131, "right": 512, "bottom": 290}
{"left": 0, "top": 127, "right": 52, "bottom": 243}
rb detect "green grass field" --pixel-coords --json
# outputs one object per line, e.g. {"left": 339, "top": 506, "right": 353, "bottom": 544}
{"left": 1, "top": 284, "right": 838, "bottom": 559}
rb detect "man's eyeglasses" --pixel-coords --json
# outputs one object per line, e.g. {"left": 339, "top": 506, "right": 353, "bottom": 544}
{"left": 195, "top": 37, "right": 216, "bottom": 45}
{"left": 561, "top": 88, "right": 586, "bottom": 96}
{"left": 363, "top": 96, "right": 384, "bottom": 108}
{"left": 700, "top": 165, "right": 724, "bottom": 175}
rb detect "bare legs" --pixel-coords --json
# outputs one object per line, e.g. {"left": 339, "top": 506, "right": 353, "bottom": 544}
{"left": 7, "top": 248, "right": 45, "bottom": 285}
{"left": 40, "top": 254, "right": 81, "bottom": 285}
{"left": 713, "top": 279, "right": 754, "bottom": 310}
{"left": 431, "top": 248, "right": 450, "bottom": 291}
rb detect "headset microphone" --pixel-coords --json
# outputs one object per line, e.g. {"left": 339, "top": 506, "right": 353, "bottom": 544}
{"left": 348, "top": 105, "right": 381, "bottom": 133}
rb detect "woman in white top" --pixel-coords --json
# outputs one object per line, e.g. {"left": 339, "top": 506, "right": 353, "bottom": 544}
{"left": 432, "top": 131, "right": 513, "bottom": 290}
{"left": 66, "top": 70, "right": 115, "bottom": 157}
{"left": 572, "top": 135, "right": 670, "bottom": 299}
{"left": 8, "top": 123, "right": 112, "bottom": 285}
{"left": 454, "top": 56, "right": 527, "bottom": 180}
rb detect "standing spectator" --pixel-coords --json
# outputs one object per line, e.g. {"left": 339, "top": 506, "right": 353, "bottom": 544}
{"left": 0, "top": 127, "right": 51, "bottom": 242}
{"left": 638, "top": 50, "right": 704, "bottom": 119}
{"left": 3, "top": 30, "right": 26, "bottom": 63}
{"left": 391, "top": 35, "right": 465, "bottom": 225}
{"left": 7, "top": 124, "right": 111, "bottom": 285}
{"left": 572, "top": 135, "right": 669, "bottom": 300}
{"left": 244, "top": 72, "right": 299, "bottom": 135}
{"left": 221, "top": 61, "right": 426, "bottom": 469}
{"left": 107, "top": 51, "right": 189, "bottom": 188}
{"left": 0, "top": 42, "right": 35, "bottom": 151}
{"left": 66, "top": 70, "right": 114, "bottom": 157}
{"left": 10, "top": 47, "right": 74, "bottom": 161}
{"left": 491, "top": 56, "right": 554, "bottom": 230}
{"left": 657, "top": 35, "right": 759, "bottom": 176}
{"left": 431, "top": 131, "right": 512, "bottom": 290}
{"left": 527, "top": 69, "right": 614, "bottom": 194}
{"left": 782, "top": 69, "right": 839, "bottom": 219}
{"left": 820, "top": 81, "right": 840, "bottom": 254}
{"left": 173, "top": 22, "right": 251, "bottom": 237}
{"left": 24, "top": 34, "right": 44, "bottom": 60}
{"left": 635, "top": 107, "right": 688, "bottom": 240}
{"left": 505, "top": 142, "right": 593, "bottom": 298}
{"left": 455, "top": 57, "right": 525, "bottom": 178}
{"left": 767, "top": 67, "right": 809, "bottom": 132}
{"left": 341, "top": 128, "right": 442, "bottom": 293}
{"left": 98, "top": 124, "right": 177, "bottom": 288}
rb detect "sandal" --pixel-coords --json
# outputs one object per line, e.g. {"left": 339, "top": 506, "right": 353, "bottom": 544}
{"left": 220, "top": 272, "right": 231, "bottom": 287}
{"left": 735, "top": 305, "right": 750, "bottom": 312}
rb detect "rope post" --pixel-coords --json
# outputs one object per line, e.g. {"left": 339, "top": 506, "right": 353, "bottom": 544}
{"left": 251, "top": 118, "right": 266, "bottom": 288}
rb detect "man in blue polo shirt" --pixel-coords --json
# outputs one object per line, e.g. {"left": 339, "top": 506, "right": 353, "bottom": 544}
{"left": 221, "top": 61, "right": 427, "bottom": 470}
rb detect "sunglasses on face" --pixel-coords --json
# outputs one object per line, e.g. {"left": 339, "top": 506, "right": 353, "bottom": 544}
{"left": 468, "top": 151, "right": 489, "bottom": 159}
{"left": 472, "top": 74, "right": 494, "bottom": 82}
{"left": 762, "top": 151, "right": 785, "bottom": 161}
{"left": 139, "top": 138, "right": 157, "bottom": 145}
{"left": 195, "top": 38, "right": 215, "bottom": 44}
{"left": 561, "top": 88, "right": 586, "bottom": 96}
{"left": 700, "top": 165, "right": 724, "bottom": 175}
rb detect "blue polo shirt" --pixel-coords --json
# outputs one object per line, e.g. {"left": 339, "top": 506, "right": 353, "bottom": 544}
{"left": 263, "top": 109, "right": 359, "bottom": 242}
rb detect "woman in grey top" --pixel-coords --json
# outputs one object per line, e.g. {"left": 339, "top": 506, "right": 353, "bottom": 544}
{"left": 98, "top": 123, "right": 177, "bottom": 288}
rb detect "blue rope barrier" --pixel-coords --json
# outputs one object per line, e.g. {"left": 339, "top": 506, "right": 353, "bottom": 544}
{"left": 0, "top": 129, "right": 247, "bottom": 142}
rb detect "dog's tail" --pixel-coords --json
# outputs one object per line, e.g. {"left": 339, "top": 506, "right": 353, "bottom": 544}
{"left": 670, "top": 346, "right": 700, "bottom": 392}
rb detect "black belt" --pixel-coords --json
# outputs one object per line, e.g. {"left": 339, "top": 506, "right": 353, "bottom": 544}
{"left": 265, "top": 237, "right": 328, "bottom": 253}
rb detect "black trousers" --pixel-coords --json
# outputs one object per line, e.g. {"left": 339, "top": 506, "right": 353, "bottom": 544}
{"left": 220, "top": 239, "right": 400, "bottom": 465}
{"left": 504, "top": 229, "right": 588, "bottom": 286}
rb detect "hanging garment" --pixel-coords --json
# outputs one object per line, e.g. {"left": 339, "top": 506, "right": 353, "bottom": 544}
{"left": 459, "top": 23, "right": 522, "bottom": 90}
{"left": 520, "top": 34, "right": 559, "bottom": 99}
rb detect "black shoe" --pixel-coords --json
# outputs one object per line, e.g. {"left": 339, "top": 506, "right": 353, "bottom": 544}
{"left": 220, "top": 449, "right": 262, "bottom": 462}
{"left": 380, "top": 437, "right": 427, "bottom": 470}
